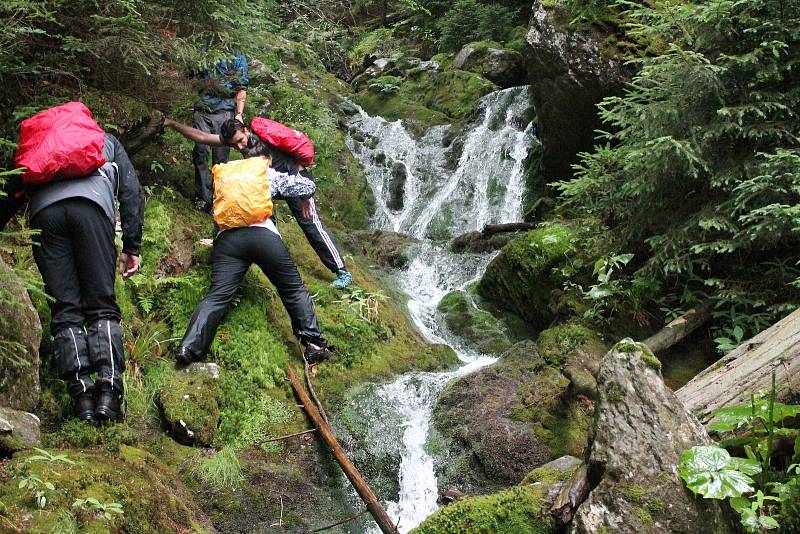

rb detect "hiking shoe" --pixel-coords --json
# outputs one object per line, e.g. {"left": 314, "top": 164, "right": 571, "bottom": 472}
{"left": 175, "top": 346, "right": 201, "bottom": 367}
{"left": 193, "top": 199, "right": 212, "bottom": 215}
{"left": 73, "top": 392, "right": 95, "bottom": 422}
{"left": 330, "top": 269, "right": 352, "bottom": 289}
{"left": 95, "top": 387, "right": 123, "bottom": 422}
{"left": 304, "top": 343, "right": 336, "bottom": 365}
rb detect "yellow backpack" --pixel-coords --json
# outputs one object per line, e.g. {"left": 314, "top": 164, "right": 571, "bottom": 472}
{"left": 212, "top": 157, "right": 273, "bottom": 230}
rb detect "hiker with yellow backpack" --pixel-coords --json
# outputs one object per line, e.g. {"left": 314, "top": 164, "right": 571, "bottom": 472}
{"left": 163, "top": 116, "right": 353, "bottom": 289}
{"left": 174, "top": 155, "right": 336, "bottom": 366}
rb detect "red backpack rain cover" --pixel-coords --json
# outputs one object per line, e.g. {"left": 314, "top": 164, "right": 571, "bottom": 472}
{"left": 250, "top": 117, "right": 315, "bottom": 167}
{"left": 15, "top": 102, "right": 106, "bottom": 185}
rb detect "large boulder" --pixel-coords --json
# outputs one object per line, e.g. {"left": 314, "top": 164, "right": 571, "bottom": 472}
{"left": 0, "top": 405, "right": 41, "bottom": 454}
{"left": 571, "top": 340, "right": 736, "bottom": 533}
{"left": 430, "top": 340, "right": 590, "bottom": 493}
{"left": 159, "top": 364, "right": 221, "bottom": 447}
{"left": 526, "top": 2, "right": 631, "bottom": 182}
{"left": 344, "top": 230, "right": 419, "bottom": 269}
{"left": 454, "top": 43, "right": 526, "bottom": 88}
{"left": 0, "top": 258, "right": 42, "bottom": 412}
{"left": 478, "top": 224, "right": 577, "bottom": 331}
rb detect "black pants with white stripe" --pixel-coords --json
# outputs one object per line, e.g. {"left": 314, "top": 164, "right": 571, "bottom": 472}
{"left": 180, "top": 226, "right": 327, "bottom": 358}
{"left": 282, "top": 194, "right": 346, "bottom": 274}
{"left": 31, "top": 198, "right": 125, "bottom": 396}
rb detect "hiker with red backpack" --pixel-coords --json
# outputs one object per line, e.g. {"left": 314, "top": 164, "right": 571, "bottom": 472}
{"left": 174, "top": 156, "right": 336, "bottom": 366}
{"left": 0, "top": 102, "right": 143, "bottom": 422}
{"left": 163, "top": 116, "right": 354, "bottom": 289}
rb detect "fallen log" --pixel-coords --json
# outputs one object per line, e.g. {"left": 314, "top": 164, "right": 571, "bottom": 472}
{"left": 450, "top": 222, "right": 535, "bottom": 253}
{"left": 287, "top": 366, "right": 398, "bottom": 534}
{"left": 677, "top": 308, "right": 800, "bottom": 425}
{"left": 642, "top": 300, "right": 714, "bottom": 353}
{"left": 120, "top": 109, "right": 164, "bottom": 156}
{"left": 548, "top": 463, "right": 590, "bottom": 526}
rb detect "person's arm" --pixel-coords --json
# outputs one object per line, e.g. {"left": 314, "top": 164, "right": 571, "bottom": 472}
{"left": 234, "top": 89, "right": 246, "bottom": 122}
{"left": 107, "top": 135, "right": 143, "bottom": 277}
{"left": 270, "top": 167, "right": 316, "bottom": 200}
{"left": 233, "top": 54, "right": 248, "bottom": 122}
{"left": 0, "top": 174, "right": 25, "bottom": 231}
{"left": 163, "top": 118, "right": 226, "bottom": 147}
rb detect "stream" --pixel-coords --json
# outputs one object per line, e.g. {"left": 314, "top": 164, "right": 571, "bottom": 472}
{"left": 342, "top": 85, "right": 536, "bottom": 532}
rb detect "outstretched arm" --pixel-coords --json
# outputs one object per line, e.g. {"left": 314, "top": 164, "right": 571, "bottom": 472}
{"left": 163, "top": 118, "right": 226, "bottom": 147}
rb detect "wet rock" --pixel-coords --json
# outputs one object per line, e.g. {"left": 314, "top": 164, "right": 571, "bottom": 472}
{"left": 451, "top": 222, "right": 537, "bottom": 254}
{"left": 345, "top": 229, "right": 419, "bottom": 269}
{"left": 454, "top": 43, "right": 526, "bottom": 88}
{"left": 439, "top": 488, "right": 465, "bottom": 505}
{"left": 0, "top": 405, "right": 41, "bottom": 454}
{"left": 431, "top": 340, "right": 589, "bottom": 494}
{"left": 0, "top": 257, "right": 42, "bottom": 413}
{"left": 387, "top": 161, "right": 407, "bottom": 211}
{"left": 436, "top": 290, "right": 512, "bottom": 354}
{"left": 478, "top": 224, "right": 577, "bottom": 331}
{"left": 248, "top": 57, "right": 278, "bottom": 86}
{"left": 526, "top": 2, "right": 632, "bottom": 182}
{"left": 159, "top": 367, "right": 221, "bottom": 446}
{"left": 537, "top": 323, "right": 606, "bottom": 400}
{"left": 570, "top": 340, "right": 736, "bottom": 533}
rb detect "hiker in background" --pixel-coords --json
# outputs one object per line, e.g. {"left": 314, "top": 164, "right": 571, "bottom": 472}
{"left": 0, "top": 102, "right": 143, "bottom": 422}
{"left": 175, "top": 156, "right": 336, "bottom": 366}
{"left": 163, "top": 116, "right": 354, "bottom": 289}
{"left": 189, "top": 52, "right": 249, "bottom": 214}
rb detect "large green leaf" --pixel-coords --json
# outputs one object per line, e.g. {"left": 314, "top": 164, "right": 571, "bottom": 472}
{"left": 679, "top": 445, "right": 761, "bottom": 499}
{"left": 710, "top": 399, "right": 800, "bottom": 433}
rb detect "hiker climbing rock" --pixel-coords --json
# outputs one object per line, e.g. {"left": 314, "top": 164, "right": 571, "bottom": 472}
{"left": 175, "top": 156, "right": 336, "bottom": 367}
{"left": 188, "top": 51, "right": 249, "bottom": 214}
{"left": 163, "top": 116, "right": 353, "bottom": 289}
{"left": 0, "top": 102, "right": 143, "bottom": 422}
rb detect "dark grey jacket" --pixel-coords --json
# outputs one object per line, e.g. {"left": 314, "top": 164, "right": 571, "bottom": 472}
{"left": 1, "top": 134, "right": 144, "bottom": 255}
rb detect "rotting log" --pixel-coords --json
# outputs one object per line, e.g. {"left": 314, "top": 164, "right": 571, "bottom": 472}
{"left": 120, "top": 109, "right": 164, "bottom": 155}
{"left": 548, "top": 464, "right": 590, "bottom": 526}
{"left": 287, "top": 366, "right": 398, "bottom": 534}
{"left": 677, "top": 308, "right": 800, "bottom": 425}
{"left": 643, "top": 300, "right": 713, "bottom": 354}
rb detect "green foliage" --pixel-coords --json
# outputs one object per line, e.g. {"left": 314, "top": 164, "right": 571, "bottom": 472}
{"left": 436, "top": 0, "right": 517, "bottom": 52}
{"left": 72, "top": 497, "right": 124, "bottom": 521}
{"left": 186, "top": 446, "right": 242, "bottom": 490}
{"left": 26, "top": 448, "right": 75, "bottom": 465}
{"left": 680, "top": 373, "right": 800, "bottom": 532}
{"left": 556, "top": 0, "right": 800, "bottom": 338}
{"left": 17, "top": 474, "right": 56, "bottom": 509}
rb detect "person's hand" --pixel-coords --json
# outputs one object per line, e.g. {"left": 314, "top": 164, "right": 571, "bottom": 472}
{"left": 119, "top": 252, "right": 140, "bottom": 279}
{"left": 235, "top": 112, "right": 244, "bottom": 123}
{"left": 163, "top": 118, "right": 176, "bottom": 128}
{"left": 301, "top": 198, "right": 314, "bottom": 219}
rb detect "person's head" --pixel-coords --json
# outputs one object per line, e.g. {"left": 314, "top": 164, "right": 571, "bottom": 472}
{"left": 220, "top": 118, "right": 249, "bottom": 150}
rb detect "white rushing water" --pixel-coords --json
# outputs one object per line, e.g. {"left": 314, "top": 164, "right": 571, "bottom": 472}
{"left": 344, "top": 86, "right": 536, "bottom": 532}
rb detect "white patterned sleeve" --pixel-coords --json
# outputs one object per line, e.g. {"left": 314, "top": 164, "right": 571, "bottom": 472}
{"left": 269, "top": 168, "right": 316, "bottom": 199}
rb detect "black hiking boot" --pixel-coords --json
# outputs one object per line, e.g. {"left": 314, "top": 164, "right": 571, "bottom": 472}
{"left": 175, "top": 346, "right": 201, "bottom": 367}
{"left": 73, "top": 392, "right": 95, "bottom": 422}
{"left": 304, "top": 343, "right": 336, "bottom": 365}
{"left": 95, "top": 386, "right": 123, "bottom": 422}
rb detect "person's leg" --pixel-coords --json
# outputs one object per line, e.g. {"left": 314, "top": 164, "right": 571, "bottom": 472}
{"left": 248, "top": 228, "right": 333, "bottom": 362}
{"left": 283, "top": 194, "right": 351, "bottom": 287}
{"left": 31, "top": 201, "right": 94, "bottom": 419}
{"left": 62, "top": 199, "right": 124, "bottom": 420}
{"left": 192, "top": 110, "right": 216, "bottom": 209}
{"left": 178, "top": 230, "right": 250, "bottom": 361}
{"left": 210, "top": 110, "right": 232, "bottom": 167}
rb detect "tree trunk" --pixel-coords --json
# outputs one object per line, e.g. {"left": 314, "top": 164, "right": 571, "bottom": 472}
{"left": 287, "top": 366, "right": 398, "bottom": 534}
{"left": 642, "top": 300, "right": 713, "bottom": 354}
{"left": 676, "top": 309, "right": 800, "bottom": 425}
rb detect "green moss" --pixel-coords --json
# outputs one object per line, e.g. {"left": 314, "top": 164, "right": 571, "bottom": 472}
{"left": 537, "top": 323, "right": 605, "bottom": 367}
{"left": 159, "top": 372, "right": 221, "bottom": 446}
{"left": 521, "top": 462, "right": 579, "bottom": 485}
{"left": 615, "top": 339, "right": 662, "bottom": 370}
{"left": 437, "top": 290, "right": 512, "bottom": 354}
{"left": 411, "top": 485, "right": 553, "bottom": 534}
{"left": 478, "top": 223, "right": 578, "bottom": 331}
{"left": 348, "top": 27, "right": 399, "bottom": 66}
{"left": 619, "top": 481, "right": 663, "bottom": 526}
{"left": 606, "top": 382, "right": 623, "bottom": 402}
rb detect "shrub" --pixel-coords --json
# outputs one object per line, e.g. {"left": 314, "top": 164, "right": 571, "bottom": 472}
{"left": 437, "top": 0, "right": 517, "bottom": 52}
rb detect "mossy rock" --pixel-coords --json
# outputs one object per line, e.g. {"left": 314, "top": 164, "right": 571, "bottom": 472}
{"left": 478, "top": 224, "right": 577, "bottom": 331}
{"left": 520, "top": 455, "right": 582, "bottom": 485}
{"left": 537, "top": 323, "right": 607, "bottom": 399}
{"left": 159, "top": 371, "right": 221, "bottom": 447}
{"left": 411, "top": 484, "right": 554, "bottom": 534}
{"left": 0, "top": 446, "right": 208, "bottom": 533}
{"left": 436, "top": 290, "right": 512, "bottom": 355}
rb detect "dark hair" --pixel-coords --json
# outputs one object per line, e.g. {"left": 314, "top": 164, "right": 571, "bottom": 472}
{"left": 220, "top": 118, "right": 246, "bottom": 145}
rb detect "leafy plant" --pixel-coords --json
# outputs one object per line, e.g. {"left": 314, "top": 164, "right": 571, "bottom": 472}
{"left": 334, "top": 286, "right": 388, "bottom": 323}
{"left": 680, "top": 373, "right": 800, "bottom": 532}
{"left": 72, "top": 497, "right": 124, "bottom": 521}
{"left": 17, "top": 474, "right": 55, "bottom": 509}
{"left": 26, "top": 448, "right": 75, "bottom": 465}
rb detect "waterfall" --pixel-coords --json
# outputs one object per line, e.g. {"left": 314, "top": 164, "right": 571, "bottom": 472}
{"left": 343, "top": 86, "right": 536, "bottom": 533}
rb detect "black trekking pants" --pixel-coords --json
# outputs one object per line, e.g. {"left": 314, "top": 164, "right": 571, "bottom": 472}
{"left": 180, "top": 226, "right": 326, "bottom": 357}
{"left": 282, "top": 195, "right": 346, "bottom": 274}
{"left": 31, "top": 198, "right": 125, "bottom": 396}
{"left": 192, "top": 108, "right": 232, "bottom": 205}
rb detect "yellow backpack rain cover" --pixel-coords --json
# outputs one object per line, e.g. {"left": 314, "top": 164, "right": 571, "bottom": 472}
{"left": 212, "top": 157, "right": 273, "bottom": 230}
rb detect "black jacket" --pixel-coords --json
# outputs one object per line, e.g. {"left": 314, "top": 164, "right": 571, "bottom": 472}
{"left": 0, "top": 134, "right": 144, "bottom": 255}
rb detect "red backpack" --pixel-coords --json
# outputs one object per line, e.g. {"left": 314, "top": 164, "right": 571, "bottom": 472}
{"left": 15, "top": 102, "right": 106, "bottom": 185}
{"left": 250, "top": 117, "right": 315, "bottom": 167}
